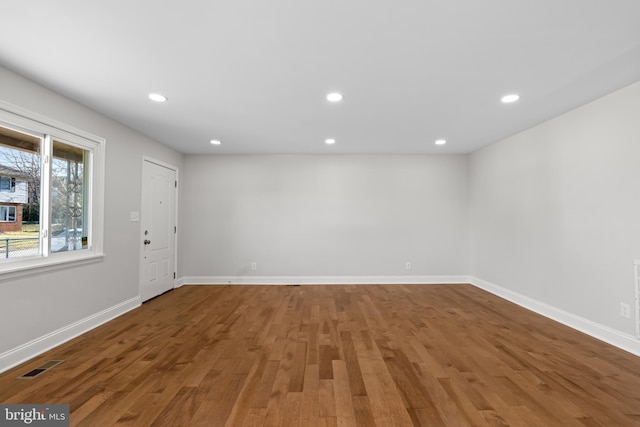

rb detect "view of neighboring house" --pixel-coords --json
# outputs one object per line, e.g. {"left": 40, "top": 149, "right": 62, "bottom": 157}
{"left": 0, "top": 165, "right": 28, "bottom": 232}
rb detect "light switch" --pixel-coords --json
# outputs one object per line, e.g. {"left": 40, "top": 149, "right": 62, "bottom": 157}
{"left": 130, "top": 211, "right": 140, "bottom": 222}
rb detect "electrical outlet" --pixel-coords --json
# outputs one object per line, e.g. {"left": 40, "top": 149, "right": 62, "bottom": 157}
{"left": 405, "top": 262, "right": 412, "bottom": 270}
{"left": 251, "top": 262, "right": 257, "bottom": 271}
{"left": 620, "top": 303, "right": 631, "bottom": 319}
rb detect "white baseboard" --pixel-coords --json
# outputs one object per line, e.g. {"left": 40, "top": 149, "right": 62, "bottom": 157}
{"left": 4, "top": 275, "right": 636, "bottom": 376}
{"left": 179, "top": 275, "right": 640, "bottom": 356}
{"left": 177, "top": 275, "right": 470, "bottom": 287}
{"left": 0, "top": 296, "right": 141, "bottom": 374}
{"left": 470, "top": 276, "right": 640, "bottom": 357}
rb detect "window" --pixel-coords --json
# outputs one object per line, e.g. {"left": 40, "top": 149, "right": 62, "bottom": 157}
{"left": 0, "top": 205, "right": 16, "bottom": 222}
{"left": 51, "top": 140, "right": 89, "bottom": 252}
{"left": 0, "top": 100, "right": 104, "bottom": 275}
{"left": 0, "top": 177, "right": 15, "bottom": 192}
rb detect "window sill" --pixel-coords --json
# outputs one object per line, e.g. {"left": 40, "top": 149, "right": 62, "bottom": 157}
{"left": 0, "top": 252, "right": 105, "bottom": 283}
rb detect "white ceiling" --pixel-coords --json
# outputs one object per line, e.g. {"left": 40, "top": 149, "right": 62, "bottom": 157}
{"left": 1, "top": 1, "right": 639, "bottom": 155}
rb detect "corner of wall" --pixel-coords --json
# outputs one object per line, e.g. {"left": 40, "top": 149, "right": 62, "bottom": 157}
{"left": 470, "top": 276, "right": 640, "bottom": 357}
{"left": 0, "top": 296, "right": 141, "bottom": 374}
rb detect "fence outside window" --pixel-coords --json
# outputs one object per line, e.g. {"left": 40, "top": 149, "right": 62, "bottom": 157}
{"left": 0, "top": 238, "right": 39, "bottom": 258}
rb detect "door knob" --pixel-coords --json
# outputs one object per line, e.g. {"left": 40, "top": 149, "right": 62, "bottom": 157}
{"left": 144, "top": 239, "right": 151, "bottom": 245}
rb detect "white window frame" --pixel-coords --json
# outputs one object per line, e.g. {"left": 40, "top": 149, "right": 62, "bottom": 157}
{"left": 0, "top": 205, "right": 16, "bottom": 222}
{"left": 0, "top": 100, "right": 105, "bottom": 280}
{"left": 0, "top": 176, "right": 15, "bottom": 192}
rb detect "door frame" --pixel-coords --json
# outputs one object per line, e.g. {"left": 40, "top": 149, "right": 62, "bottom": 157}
{"left": 139, "top": 156, "right": 179, "bottom": 300}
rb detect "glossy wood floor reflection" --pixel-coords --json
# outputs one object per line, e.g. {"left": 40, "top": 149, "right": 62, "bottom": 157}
{"left": 2, "top": 285, "right": 640, "bottom": 426}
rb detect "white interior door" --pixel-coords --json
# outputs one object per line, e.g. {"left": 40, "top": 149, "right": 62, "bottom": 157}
{"left": 140, "top": 159, "right": 176, "bottom": 302}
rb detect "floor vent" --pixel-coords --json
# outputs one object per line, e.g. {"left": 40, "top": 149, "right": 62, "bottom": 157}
{"left": 18, "top": 360, "right": 64, "bottom": 380}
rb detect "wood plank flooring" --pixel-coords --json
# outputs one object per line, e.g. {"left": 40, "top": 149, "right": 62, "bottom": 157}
{"left": 1, "top": 284, "right": 640, "bottom": 426}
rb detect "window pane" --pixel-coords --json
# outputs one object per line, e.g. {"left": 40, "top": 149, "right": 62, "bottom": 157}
{"left": 0, "top": 125, "right": 41, "bottom": 259}
{"left": 51, "top": 140, "right": 89, "bottom": 252}
{"left": 0, "top": 176, "right": 10, "bottom": 191}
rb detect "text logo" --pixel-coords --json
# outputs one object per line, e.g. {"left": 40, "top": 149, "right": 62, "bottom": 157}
{"left": 0, "top": 405, "right": 69, "bottom": 426}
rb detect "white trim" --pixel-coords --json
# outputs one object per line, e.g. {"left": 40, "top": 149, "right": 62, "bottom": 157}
{"left": 0, "top": 296, "right": 140, "bottom": 374}
{"left": 177, "top": 275, "right": 470, "bottom": 287}
{"left": 176, "top": 275, "right": 640, "bottom": 356}
{"left": 41, "top": 134, "right": 52, "bottom": 256}
{"left": 3, "top": 274, "right": 638, "bottom": 374}
{"left": 0, "top": 253, "right": 104, "bottom": 283}
{"left": 0, "top": 204, "right": 16, "bottom": 222}
{"left": 470, "top": 276, "right": 640, "bottom": 357}
{"left": 634, "top": 260, "right": 640, "bottom": 338}
{"left": 0, "top": 100, "right": 105, "bottom": 143}
{"left": 142, "top": 156, "right": 177, "bottom": 171}
{"left": 0, "top": 99, "right": 106, "bottom": 278}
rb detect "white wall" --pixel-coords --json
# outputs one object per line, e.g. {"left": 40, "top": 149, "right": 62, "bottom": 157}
{"left": 0, "top": 181, "right": 27, "bottom": 203}
{"left": 470, "top": 81, "right": 640, "bottom": 337}
{"left": 0, "top": 66, "right": 184, "bottom": 365}
{"left": 181, "top": 155, "right": 469, "bottom": 281}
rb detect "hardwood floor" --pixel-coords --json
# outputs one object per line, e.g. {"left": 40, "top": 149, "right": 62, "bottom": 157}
{"left": 1, "top": 284, "right": 640, "bottom": 426}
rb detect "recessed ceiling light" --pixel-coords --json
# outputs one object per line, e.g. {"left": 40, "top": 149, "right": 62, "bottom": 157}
{"left": 435, "top": 139, "right": 447, "bottom": 145}
{"left": 210, "top": 139, "right": 222, "bottom": 145}
{"left": 325, "top": 138, "right": 336, "bottom": 145}
{"left": 501, "top": 94, "right": 520, "bottom": 103}
{"left": 148, "top": 93, "right": 168, "bottom": 103}
{"left": 326, "top": 93, "right": 343, "bottom": 102}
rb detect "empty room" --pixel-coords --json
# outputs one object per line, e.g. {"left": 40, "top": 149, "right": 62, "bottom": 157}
{"left": 1, "top": 1, "right": 640, "bottom": 426}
